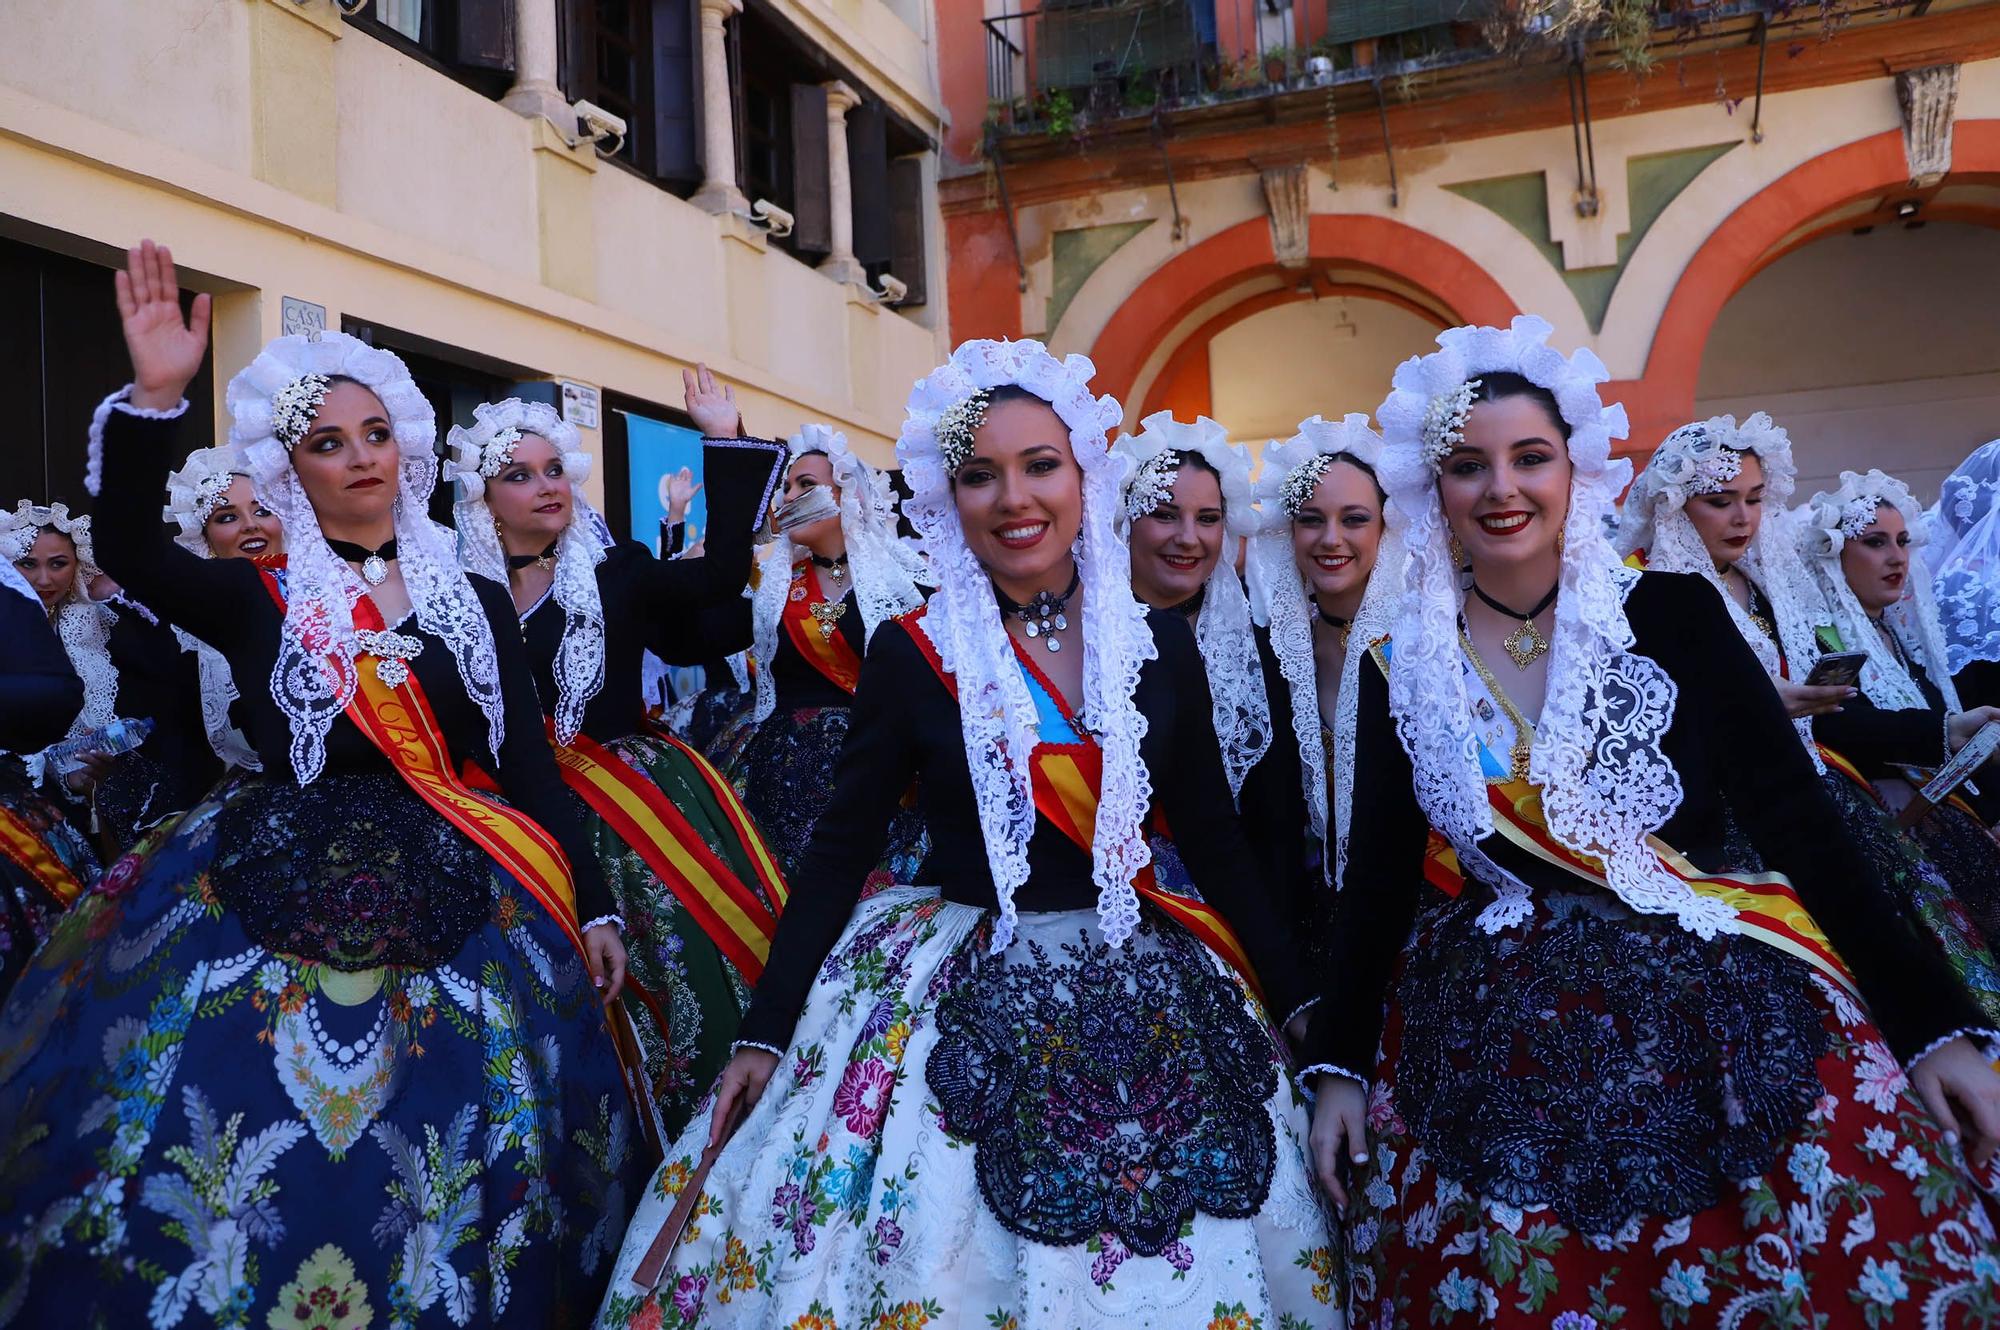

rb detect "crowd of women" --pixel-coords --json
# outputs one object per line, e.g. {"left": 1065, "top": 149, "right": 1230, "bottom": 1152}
{"left": 2, "top": 239, "right": 1999, "bottom": 1329}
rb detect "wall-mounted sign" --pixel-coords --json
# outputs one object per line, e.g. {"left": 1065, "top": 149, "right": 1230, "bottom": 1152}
{"left": 561, "top": 380, "right": 601, "bottom": 430}
{"left": 281, "top": 297, "right": 326, "bottom": 338}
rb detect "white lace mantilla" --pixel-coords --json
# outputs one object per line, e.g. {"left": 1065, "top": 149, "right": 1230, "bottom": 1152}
{"left": 1920, "top": 439, "right": 2000, "bottom": 675}
{"left": 898, "top": 339, "right": 1154, "bottom": 952}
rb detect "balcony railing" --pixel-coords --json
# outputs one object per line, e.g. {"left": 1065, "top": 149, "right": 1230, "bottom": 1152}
{"left": 982, "top": 0, "right": 1484, "bottom": 136}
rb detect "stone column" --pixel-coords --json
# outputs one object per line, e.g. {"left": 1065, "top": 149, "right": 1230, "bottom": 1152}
{"left": 501, "top": 0, "right": 570, "bottom": 127}
{"left": 819, "top": 80, "right": 868, "bottom": 286}
{"left": 691, "top": 0, "right": 749, "bottom": 216}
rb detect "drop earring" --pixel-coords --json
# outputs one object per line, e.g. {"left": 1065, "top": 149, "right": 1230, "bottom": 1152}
{"left": 1448, "top": 532, "right": 1466, "bottom": 568}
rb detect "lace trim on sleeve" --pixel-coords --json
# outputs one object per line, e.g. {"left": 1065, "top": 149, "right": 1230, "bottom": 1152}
{"left": 580, "top": 913, "right": 625, "bottom": 934}
{"left": 1903, "top": 1027, "right": 2000, "bottom": 1077}
{"left": 1296, "top": 1062, "right": 1368, "bottom": 1095}
{"left": 86, "top": 386, "right": 190, "bottom": 498}
{"left": 730, "top": 1039, "right": 785, "bottom": 1059}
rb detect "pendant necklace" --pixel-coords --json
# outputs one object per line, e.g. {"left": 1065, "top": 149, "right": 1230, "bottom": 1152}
{"left": 1316, "top": 605, "right": 1353, "bottom": 652}
{"left": 1469, "top": 581, "right": 1558, "bottom": 669}
{"left": 811, "top": 552, "right": 849, "bottom": 584}
{"left": 326, "top": 536, "right": 398, "bottom": 587}
{"left": 997, "top": 566, "right": 1081, "bottom": 653}
{"left": 506, "top": 540, "right": 558, "bottom": 573}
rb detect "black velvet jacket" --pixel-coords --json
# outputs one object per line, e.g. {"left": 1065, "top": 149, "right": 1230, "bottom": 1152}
{"left": 0, "top": 588, "right": 83, "bottom": 754}
{"left": 1304, "top": 571, "right": 1987, "bottom": 1076}
{"left": 519, "top": 436, "right": 783, "bottom": 742}
{"left": 734, "top": 608, "right": 1311, "bottom": 1049}
{"left": 92, "top": 401, "right": 615, "bottom": 924}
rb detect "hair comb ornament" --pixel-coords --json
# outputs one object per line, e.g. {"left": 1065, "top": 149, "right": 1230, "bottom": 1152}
{"left": 935, "top": 389, "right": 992, "bottom": 475}
{"left": 1280, "top": 453, "right": 1339, "bottom": 518}
{"left": 1419, "top": 377, "right": 1481, "bottom": 471}
{"left": 270, "top": 373, "right": 333, "bottom": 452}
{"left": 1124, "top": 448, "right": 1183, "bottom": 520}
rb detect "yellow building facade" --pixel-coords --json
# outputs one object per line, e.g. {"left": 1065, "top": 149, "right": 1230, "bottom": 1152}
{"left": 2, "top": 0, "right": 947, "bottom": 526}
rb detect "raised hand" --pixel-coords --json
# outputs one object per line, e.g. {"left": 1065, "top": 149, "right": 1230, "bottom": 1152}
{"left": 114, "top": 240, "right": 211, "bottom": 412}
{"left": 661, "top": 466, "right": 704, "bottom": 523}
{"left": 683, "top": 364, "right": 741, "bottom": 439}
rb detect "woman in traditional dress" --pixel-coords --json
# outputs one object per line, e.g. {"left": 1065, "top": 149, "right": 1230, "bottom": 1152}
{"left": 1796, "top": 469, "right": 2000, "bottom": 932}
{"left": 0, "top": 241, "right": 641, "bottom": 1325}
{"left": 1618, "top": 417, "right": 2000, "bottom": 1018}
{"left": 1247, "top": 415, "right": 1409, "bottom": 905}
{"left": 162, "top": 442, "right": 285, "bottom": 774}
{"left": 717, "top": 423, "right": 930, "bottom": 881}
{"left": 597, "top": 340, "right": 1336, "bottom": 1330}
{"left": 2, "top": 498, "right": 216, "bottom": 853}
{"left": 0, "top": 556, "right": 96, "bottom": 995}
{"left": 1923, "top": 439, "right": 2000, "bottom": 713}
{"left": 1306, "top": 316, "right": 2000, "bottom": 1329}
{"left": 446, "top": 383, "right": 790, "bottom": 1141}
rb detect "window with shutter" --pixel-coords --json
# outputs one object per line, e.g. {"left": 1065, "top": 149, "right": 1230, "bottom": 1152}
{"left": 453, "top": 0, "right": 516, "bottom": 72}
{"left": 886, "top": 155, "right": 927, "bottom": 307}
{"left": 650, "top": 0, "right": 700, "bottom": 188}
{"left": 563, "top": 0, "right": 654, "bottom": 172}
{"left": 790, "top": 84, "right": 833, "bottom": 257}
{"left": 348, "top": 0, "right": 514, "bottom": 95}
{"left": 847, "top": 101, "right": 891, "bottom": 270}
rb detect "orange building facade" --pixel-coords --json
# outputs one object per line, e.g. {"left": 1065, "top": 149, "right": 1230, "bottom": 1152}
{"left": 938, "top": 0, "right": 2000, "bottom": 496}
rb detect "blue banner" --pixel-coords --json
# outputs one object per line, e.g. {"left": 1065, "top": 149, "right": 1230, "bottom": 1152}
{"left": 624, "top": 411, "right": 709, "bottom": 556}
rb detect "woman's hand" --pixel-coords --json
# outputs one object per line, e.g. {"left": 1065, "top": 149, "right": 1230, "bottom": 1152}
{"left": 115, "top": 240, "right": 210, "bottom": 412}
{"left": 1773, "top": 675, "right": 1853, "bottom": 719}
{"left": 1910, "top": 1035, "right": 2000, "bottom": 1168}
{"left": 1947, "top": 706, "right": 2000, "bottom": 761}
{"left": 683, "top": 364, "right": 741, "bottom": 439}
{"left": 661, "top": 467, "right": 704, "bottom": 524}
{"left": 1308, "top": 1072, "right": 1369, "bottom": 1212}
{"left": 707, "top": 1044, "right": 780, "bottom": 1151}
{"left": 64, "top": 751, "right": 115, "bottom": 795}
{"left": 582, "top": 922, "right": 627, "bottom": 1005}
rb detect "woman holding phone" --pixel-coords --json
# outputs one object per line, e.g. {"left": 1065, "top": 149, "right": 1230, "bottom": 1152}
{"left": 1621, "top": 422, "right": 2000, "bottom": 1019}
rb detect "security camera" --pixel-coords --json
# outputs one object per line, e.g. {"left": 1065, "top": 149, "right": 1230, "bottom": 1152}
{"left": 871, "top": 273, "right": 910, "bottom": 305}
{"left": 572, "top": 100, "right": 628, "bottom": 156}
{"left": 750, "top": 199, "right": 796, "bottom": 238}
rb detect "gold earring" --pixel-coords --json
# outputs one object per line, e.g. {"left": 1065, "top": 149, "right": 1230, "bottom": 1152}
{"left": 1555, "top": 526, "right": 1566, "bottom": 557}
{"left": 1448, "top": 532, "right": 1466, "bottom": 568}
{"left": 493, "top": 517, "right": 505, "bottom": 542}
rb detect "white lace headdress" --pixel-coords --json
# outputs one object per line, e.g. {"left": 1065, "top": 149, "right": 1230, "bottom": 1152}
{"left": 750, "top": 423, "right": 930, "bottom": 725}
{"left": 1615, "top": 413, "right": 1825, "bottom": 762}
{"left": 1376, "top": 315, "right": 1736, "bottom": 936}
{"left": 1112, "top": 411, "right": 1270, "bottom": 797}
{"left": 1920, "top": 439, "right": 2000, "bottom": 674}
{"left": 220, "top": 332, "right": 505, "bottom": 785}
{"left": 0, "top": 502, "right": 121, "bottom": 773}
{"left": 445, "top": 398, "right": 606, "bottom": 745}
{"left": 160, "top": 444, "right": 263, "bottom": 770}
{"left": 1796, "top": 468, "right": 1961, "bottom": 714}
{"left": 1244, "top": 415, "right": 1402, "bottom": 884}
{"left": 899, "top": 339, "right": 1153, "bottom": 953}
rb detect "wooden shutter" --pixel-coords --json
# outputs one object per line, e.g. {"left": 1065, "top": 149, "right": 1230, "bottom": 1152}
{"left": 789, "top": 84, "right": 832, "bottom": 256}
{"left": 652, "top": 0, "right": 700, "bottom": 185}
{"left": 886, "top": 155, "right": 927, "bottom": 306}
{"left": 452, "top": 0, "right": 517, "bottom": 72}
{"left": 846, "top": 100, "right": 891, "bottom": 268}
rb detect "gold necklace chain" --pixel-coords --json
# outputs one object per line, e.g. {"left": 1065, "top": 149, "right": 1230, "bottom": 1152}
{"left": 1460, "top": 626, "right": 1536, "bottom": 783}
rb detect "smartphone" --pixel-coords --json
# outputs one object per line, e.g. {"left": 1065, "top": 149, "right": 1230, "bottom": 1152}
{"left": 1803, "top": 651, "right": 1869, "bottom": 688}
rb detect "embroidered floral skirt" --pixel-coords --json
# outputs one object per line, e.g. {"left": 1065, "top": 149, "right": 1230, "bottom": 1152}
{"left": 0, "top": 771, "right": 643, "bottom": 1328}
{"left": 596, "top": 887, "right": 1340, "bottom": 1330}
{"left": 1823, "top": 768, "right": 2000, "bottom": 1025}
{"left": 716, "top": 705, "right": 928, "bottom": 887}
{"left": 1344, "top": 883, "right": 2000, "bottom": 1329}
{"left": 568, "top": 730, "right": 777, "bottom": 1140}
{"left": 0, "top": 772, "right": 98, "bottom": 999}
{"left": 1909, "top": 798, "right": 2000, "bottom": 954}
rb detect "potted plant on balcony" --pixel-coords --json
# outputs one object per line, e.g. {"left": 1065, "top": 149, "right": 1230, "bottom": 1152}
{"left": 1261, "top": 44, "right": 1294, "bottom": 86}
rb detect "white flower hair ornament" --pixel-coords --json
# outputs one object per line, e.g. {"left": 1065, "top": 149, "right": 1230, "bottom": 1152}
{"left": 1245, "top": 414, "right": 1401, "bottom": 884}
{"left": 898, "top": 339, "right": 1153, "bottom": 954}
{"left": 1797, "top": 468, "right": 1957, "bottom": 713}
{"left": 748, "top": 423, "right": 928, "bottom": 725}
{"left": 446, "top": 397, "right": 606, "bottom": 745}
{"left": 1112, "top": 413, "right": 1268, "bottom": 796}
{"left": 224, "top": 331, "right": 507, "bottom": 785}
{"left": 1375, "top": 316, "right": 1736, "bottom": 938}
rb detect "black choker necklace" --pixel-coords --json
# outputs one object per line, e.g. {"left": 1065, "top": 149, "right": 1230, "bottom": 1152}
{"left": 326, "top": 536, "right": 397, "bottom": 586}
{"left": 810, "top": 551, "right": 849, "bottom": 583}
{"left": 996, "top": 566, "right": 1081, "bottom": 654}
{"left": 507, "top": 540, "right": 558, "bottom": 572}
{"left": 1469, "top": 581, "right": 1559, "bottom": 668}
{"left": 1170, "top": 584, "right": 1206, "bottom": 618}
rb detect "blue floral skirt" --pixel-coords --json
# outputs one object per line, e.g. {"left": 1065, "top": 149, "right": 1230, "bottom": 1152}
{"left": 0, "top": 771, "right": 643, "bottom": 1328}
{"left": 596, "top": 888, "right": 1339, "bottom": 1330}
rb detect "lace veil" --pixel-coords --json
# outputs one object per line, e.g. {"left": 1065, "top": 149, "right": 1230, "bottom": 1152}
{"left": 161, "top": 444, "right": 263, "bottom": 770}
{"left": 750, "top": 424, "right": 930, "bottom": 724}
{"left": 1614, "top": 413, "right": 1823, "bottom": 762}
{"left": 1796, "top": 469, "right": 1962, "bottom": 714}
{"left": 446, "top": 398, "right": 606, "bottom": 744}
{"left": 1112, "top": 411, "right": 1270, "bottom": 797}
{"left": 1920, "top": 439, "right": 2000, "bottom": 675}
{"left": 0, "top": 502, "right": 122, "bottom": 778}
{"left": 224, "top": 333, "right": 505, "bottom": 785}
{"left": 898, "top": 339, "right": 1152, "bottom": 953}
{"left": 1376, "top": 315, "right": 1736, "bottom": 937}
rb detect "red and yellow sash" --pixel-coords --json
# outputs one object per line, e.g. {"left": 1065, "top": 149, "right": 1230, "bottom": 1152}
{"left": 0, "top": 802, "right": 85, "bottom": 908}
{"left": 255, "top": 570, "right": 583, "bottom": 956}
{"left": 902, "top": 611, "right": 1267, "bottom": 1004}
{"left": 548, "top": 720, "right": 785, "bottom": 983}
{"left": 1423, "top": 772, "right": 1861, "bottom": 1000}
{"left": 782, "top": 561, "right": 862, "bottom": 696}
{"left": 1818, "top": 742, "right": 1984, "bottom": 824}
